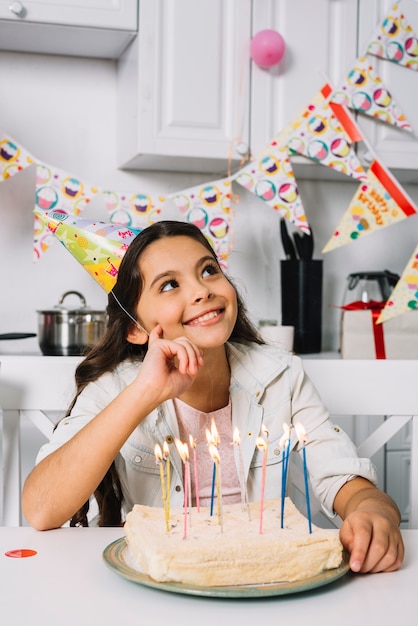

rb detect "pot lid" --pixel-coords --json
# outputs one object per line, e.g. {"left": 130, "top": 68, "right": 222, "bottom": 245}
{"left": 37, "top": 291, "right": 106, "bottom": 315}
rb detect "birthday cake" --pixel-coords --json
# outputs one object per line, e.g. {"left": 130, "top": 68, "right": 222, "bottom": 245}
{"left": 124, "top": 497, "right": 344, "bottom": 587}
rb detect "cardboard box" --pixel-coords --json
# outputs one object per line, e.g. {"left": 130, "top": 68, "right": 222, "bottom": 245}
{"left": 341, "top": 310, "right": 418, "bottom": 359}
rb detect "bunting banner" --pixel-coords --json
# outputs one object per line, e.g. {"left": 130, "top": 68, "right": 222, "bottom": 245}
{"left": 168, "top": 178, "right": 234, "bottom": 269}
{"left": 332, "top": 56, "right": 413, "bottom": 131}
{"left": 0, "top": 130, "right": 34, "bottom": 180}
{"left": 367, "top": 3, "right": 418, "bottom": 71}
{"left": 104, "top": 189, "right": 167, "bottom": 230}
{"left": 234, "top": 142, "right": 310, "bottom": 234}
{"left": 287, "top": 83, "right": 368, "bottom": 181}
{"left": 33, "top": 161, "right": 99, "bottom": 261}
{"left": 34, "top": 210, "right": 140, "bottom": 293}
{"left": 378, "top": 244, "right": 418, "bottom": 323}
{"left": 322, "top": 158, "right": 417, "bottom": 252}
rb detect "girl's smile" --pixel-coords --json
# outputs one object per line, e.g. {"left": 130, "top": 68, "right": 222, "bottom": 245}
{"left": 133, "top": 235, "right": 238, "bottom": 348}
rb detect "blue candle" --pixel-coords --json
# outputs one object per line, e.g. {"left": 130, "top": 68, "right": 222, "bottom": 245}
{"left": 280, "top": 425, "right": 291, "bottom": 528}
{"left": 295, "top": 422, "right": 312, "bottom": 534}
{"left": 210, "top": 461, "right": 216, "bottom": 516}
{"left": 302, "top": 444, "right": 312, "bottom": 533}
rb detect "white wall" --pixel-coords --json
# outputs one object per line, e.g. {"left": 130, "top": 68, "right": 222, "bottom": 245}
{"left": 0, "top": 50, "right": 417, "bottom": 355}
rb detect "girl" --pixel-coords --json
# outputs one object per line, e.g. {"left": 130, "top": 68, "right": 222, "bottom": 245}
{"left": 22, "top": 220, "right": 404, "bottom": 574}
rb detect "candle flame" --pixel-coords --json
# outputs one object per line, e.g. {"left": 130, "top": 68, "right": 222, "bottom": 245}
{"left": 154, "top": 443, "right": 163, "bottom": 463}
{"left": 209, "top": 443, "right": 220, "bottom": 463}
{"left": 189, "top": 434, "right": 196, "bottom": 449}
{"left": 175, "top": 438, "right": 190, "bottom": 462}
{"left": 279, "top": 423, "right": 291, "bottom": 449}
{"left": 211, "top": 419, "right": 220, "bottom": 445}
{"left": 261, "top": 423, "right": 269, "bottom": 438}
{"left": 294, "top": 422, "right": 308, "bottom": 444}
{"left": 163, "top": 440, "right": 170, "bottom": 459}
{"left": 256, "top": 436, "right": 266, "bottom": 451}
{"left": 233, "top": 427, "right": 241, "bottom": 446}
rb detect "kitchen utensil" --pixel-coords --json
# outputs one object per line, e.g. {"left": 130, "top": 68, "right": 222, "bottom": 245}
{"left": 37, "top": 291, "right": 107, "bottom": 356}
{"left": 279, "top": 218, "right": 297, "bottom": 260}
{"left": 0, "top": 333, "right": 36, "bottom": 340}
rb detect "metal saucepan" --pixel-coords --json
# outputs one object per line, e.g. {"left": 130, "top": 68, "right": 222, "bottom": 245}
{"left": 37, "top": 291, "right": 107, "bottom": 356}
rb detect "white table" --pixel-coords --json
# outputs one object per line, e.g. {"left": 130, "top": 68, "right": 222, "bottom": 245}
{"left": 0, "top": 526, "right": 415, "bottom": 626}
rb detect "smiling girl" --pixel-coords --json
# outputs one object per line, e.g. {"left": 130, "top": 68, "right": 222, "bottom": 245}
{"left": 23, "top": 221, "right": 404, "bottom": 574}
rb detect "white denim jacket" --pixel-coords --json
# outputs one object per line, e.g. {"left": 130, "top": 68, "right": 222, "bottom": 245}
{"left": 37, "top": 342, "right": 376, "bottom": 518}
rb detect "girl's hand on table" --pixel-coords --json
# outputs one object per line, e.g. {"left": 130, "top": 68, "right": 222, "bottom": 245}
{"left": 340, "top": 508, "right": 404, "bottom": 573}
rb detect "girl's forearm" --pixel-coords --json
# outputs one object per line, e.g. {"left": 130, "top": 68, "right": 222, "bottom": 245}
{"left": 22, "top": 382, "right": 159, "bottom": 530}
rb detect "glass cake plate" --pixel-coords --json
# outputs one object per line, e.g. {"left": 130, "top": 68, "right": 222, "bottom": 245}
{"left": 102, "top": 537, "right": 350, "bottom": 599}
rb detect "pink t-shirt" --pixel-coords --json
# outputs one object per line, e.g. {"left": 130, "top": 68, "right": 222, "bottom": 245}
{"left": 174, "top": 398, "right": 241, "bottom": 507}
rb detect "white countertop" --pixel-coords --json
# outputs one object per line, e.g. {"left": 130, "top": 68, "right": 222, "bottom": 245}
{"left": 0, "top": 527, "right": 415, "bottom": 626}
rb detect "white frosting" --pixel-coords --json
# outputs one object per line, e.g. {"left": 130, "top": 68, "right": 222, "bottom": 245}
{"left": 124, "top": 497, "right": 343, "bottom": 586}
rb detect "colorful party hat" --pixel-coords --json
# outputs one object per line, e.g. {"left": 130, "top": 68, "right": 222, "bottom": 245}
{"left": 34, "top": 210, "right": 140, "bottom": 293}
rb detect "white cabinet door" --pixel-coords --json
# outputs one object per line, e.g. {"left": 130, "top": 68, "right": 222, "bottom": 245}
{"left": 250, "top": 0, "right": 358, "bottom": 161}
{"left": 356, "top": 0, "right": 418, "bottom": 172}
{"left": 0, "top": 0, "right": 137, "bottom": 29}
{"left": 117, "top": 0, "right": 252, "bottom": 173}
{"left": 0, "top": 0, "right": 138, "bottom": 58}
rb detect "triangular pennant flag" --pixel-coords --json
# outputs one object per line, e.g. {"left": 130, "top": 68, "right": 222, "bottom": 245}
{"left": 0, "top": 130, "right": 34, "bottom": 180}
{"left": 367, "top": 3, "right": 418, "bottom": 71}
{"left": 377, "top": 244, "right": 418, "bottom": 323}
{"left": 287, "top": 84, "right": 367, "bottom": 181}
{"left": 169, "top": 178, "right": 234, "bottom": 269}
{"left": 322, "top": 158, "right": 417, "bottom": 252}
{"left": 34, "top": 210, "right": 140, "bottom": 293}
{"left": 234, "top": 142, "right": 310, "bottom": 234}
{"left": 332, "top": 56, "right": 413, "bottom": 131}
{"left": 103, "top": 189, "right": 167, "bottom": 229}
{"left": 33, "top": 162, "right": 99, "bottom": 260}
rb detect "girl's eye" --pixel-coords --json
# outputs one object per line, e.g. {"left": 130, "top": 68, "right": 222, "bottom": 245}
{"left": 160, "top": 279, "right": 179, "bottom": 293}
{"left": 202, "top": 263, "right": 219, "bottom": 277}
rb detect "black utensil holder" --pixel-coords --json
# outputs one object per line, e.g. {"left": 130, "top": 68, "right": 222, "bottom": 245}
{"left": 280, "top": 260, "right": 323, "bottom": 354}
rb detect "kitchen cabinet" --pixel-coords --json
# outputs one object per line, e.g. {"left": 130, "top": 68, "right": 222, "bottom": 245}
{"left": 117, "top": 0, "right": 252, "bottom": 173}
{"left": 356, "top": 0, "right": 418, "bottom": 175}
{"left": 249, "top": 0, "right": 358, "bottom": 162}
{"left": 117, "top": 0, "right": 358, "bottom": 174}
{"left": 117, "top": 0, "right": 418, "bottom": 177}
{"left": 0, "top": 0, "right": 138, "bottom": 59}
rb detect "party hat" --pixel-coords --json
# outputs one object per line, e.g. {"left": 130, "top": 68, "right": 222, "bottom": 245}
{"left": 34, "top": 210, "right": 140, "bottom": 293}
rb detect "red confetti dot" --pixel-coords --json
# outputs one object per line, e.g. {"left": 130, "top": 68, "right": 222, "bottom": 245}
{"left": 5, "top": 549, "right": 37, "bottom": 558}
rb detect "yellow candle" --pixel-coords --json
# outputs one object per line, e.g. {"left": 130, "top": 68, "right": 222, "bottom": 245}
{"left": 163, "top": 440, "right": 171, "bottom": 531}
{"left": 154, "top": 444, "right": 169, "bottom": 532}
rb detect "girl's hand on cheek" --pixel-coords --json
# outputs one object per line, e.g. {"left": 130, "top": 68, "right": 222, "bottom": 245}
{"left": 135, "top": 324, "right": 204, "bottom": 402}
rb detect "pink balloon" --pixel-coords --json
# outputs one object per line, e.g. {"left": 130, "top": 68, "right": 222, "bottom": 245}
{"left": 250, "top": 29, "right": 286, "bottom": 68}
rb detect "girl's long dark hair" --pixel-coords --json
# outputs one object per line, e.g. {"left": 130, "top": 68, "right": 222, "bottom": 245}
{"left": 69, "top": 220, "right": 264, "bottom": 526}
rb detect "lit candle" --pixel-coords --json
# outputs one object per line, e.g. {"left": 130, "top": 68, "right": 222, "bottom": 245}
{"left": 279, "top": 423, "right": 291, "bottom": 528}
{"left": 189, "top": 435, "right": 200, "bottom": 512}
{"left": 206, "top": 420, "right": 220, "bottom": 517}
{"left": 233, "top": 427, "right": 251, "bottom": 519}
{"left": 294, "top": 423, "right": 312, "bottom": 534}
{"left": 256, "top": 435, "right": 267, "bottom": 534}
{"left": 154, "top": 443, "right": 169, "bottom": 532}
{"left": 175, "top": 438, "right": 190, "bottom": 539}
{"left": 163, "top": 440, "right": 171, "bottom": 528}
{"left": 209, "top": 444, "right": 223, "bottom": 528}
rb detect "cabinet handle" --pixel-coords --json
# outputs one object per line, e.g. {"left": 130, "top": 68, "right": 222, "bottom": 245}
{"left": 9, "top": 1, "right": 26, "bottom": 17}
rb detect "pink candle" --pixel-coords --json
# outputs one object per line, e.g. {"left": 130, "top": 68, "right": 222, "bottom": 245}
{"left": 256, "top": 436, "right": 267, "bottom": 534}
